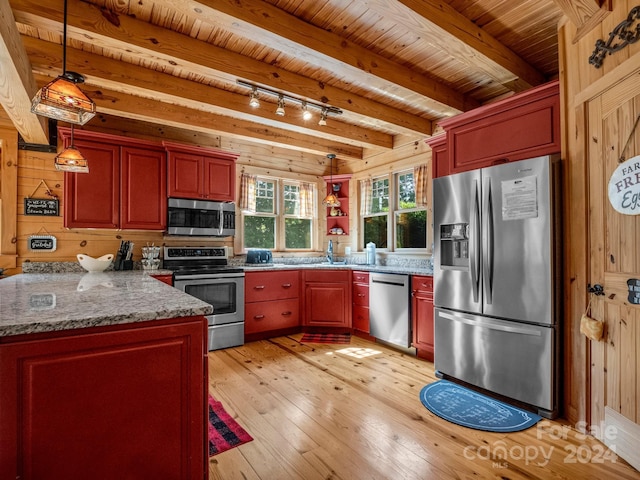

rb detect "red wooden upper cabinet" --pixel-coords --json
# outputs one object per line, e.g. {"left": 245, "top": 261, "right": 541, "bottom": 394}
{"left": 164, "top": 142, "right": 238, "bottom": 202}
{"left": 60, "top": 128, "right": 166, "bottom": 230}
{"left": 426, "top": 80, "right": 560, "bottom": 177}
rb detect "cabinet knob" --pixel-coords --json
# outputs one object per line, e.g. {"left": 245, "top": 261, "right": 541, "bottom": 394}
{"left": 254, "top": 314, "right": 265, "bottom": 320}
{"left": 254, "top": 285, "right": 265, "bottom": 290}
{"left": 282, "top": 283, "right": 292, "bottom": 288}
{"left": 281, "top": 311, "right": 292, "bottom": 316}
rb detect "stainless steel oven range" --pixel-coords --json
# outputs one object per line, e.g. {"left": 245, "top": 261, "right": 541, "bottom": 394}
{"left": 164, "top": 246, "right": 244, "bottom": 351}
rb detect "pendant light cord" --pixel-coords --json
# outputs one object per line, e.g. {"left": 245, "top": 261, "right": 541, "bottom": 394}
{"left": 62, "top": 0, "right": 68, "bottom": 75}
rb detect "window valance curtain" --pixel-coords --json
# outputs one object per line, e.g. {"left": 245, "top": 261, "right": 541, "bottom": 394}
{"left": 300, "top": 182, "right": 314, "bottom": 217}
{"left": 239, "top": 173, "right": 257, "bottom": 213}
{"left": 360, "top": 178, "right": 373, "bottom": 216}
{"left": 414, "top": 164, "right": 429, "bottom": 207}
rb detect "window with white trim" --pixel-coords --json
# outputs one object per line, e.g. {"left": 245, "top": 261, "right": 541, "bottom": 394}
{"left": 241, "top": 176, "right": 315, "bottom": 251}
{"left": 361, "top": 169, "right": 427, "bottom": 251}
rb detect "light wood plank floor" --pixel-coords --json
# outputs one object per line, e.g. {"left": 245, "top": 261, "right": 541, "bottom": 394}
{"left": 208, "top": 334, "right": 640, "bottom": 480}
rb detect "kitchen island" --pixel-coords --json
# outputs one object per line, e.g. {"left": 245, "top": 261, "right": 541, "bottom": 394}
{"left": 0, "top": 271, "right": 212, "bottom": 480}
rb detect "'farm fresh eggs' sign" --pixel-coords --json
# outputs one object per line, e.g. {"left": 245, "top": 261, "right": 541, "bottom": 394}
{"left": 609, "top": 155, "right": 640, "bottom": 215}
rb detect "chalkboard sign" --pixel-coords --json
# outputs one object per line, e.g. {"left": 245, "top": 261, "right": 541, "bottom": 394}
{"left": 628, "top": 279, "right": 640, "bottom": 305}
{"left": 27, "top": 235, "right": 57, "bottom": 252}
{"left": 24, "top": 198, "right": 59, "bottom": 216}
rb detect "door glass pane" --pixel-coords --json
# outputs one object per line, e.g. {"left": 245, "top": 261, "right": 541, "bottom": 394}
{"left": 243, "top": 216, "right": 275, "bottom": 249}
{"left": 285, "top": 218, "right": 312, "bottom": 249}
{"left": 396, "top": 211, "right": 427, "bottom": 248}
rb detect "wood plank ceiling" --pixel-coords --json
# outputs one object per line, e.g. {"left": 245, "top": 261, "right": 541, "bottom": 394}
{"left": 1, "top": 0, "right": 568, "bottom": 160}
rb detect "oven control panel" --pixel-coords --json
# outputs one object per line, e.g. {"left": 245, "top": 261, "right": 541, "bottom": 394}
{"left": 164, "top": 246, "right": 228, "bottom": 260}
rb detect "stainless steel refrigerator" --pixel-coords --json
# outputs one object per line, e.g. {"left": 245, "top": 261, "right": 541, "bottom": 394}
{"left": 433, "top": 155, "right": 561, "bottom": 418}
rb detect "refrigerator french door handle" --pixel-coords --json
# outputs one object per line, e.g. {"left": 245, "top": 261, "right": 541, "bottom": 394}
{"left": 469, "top": 180, "right": 481, "bottom": 303}
{"left": 483, "top": 177, "right": 494, "bottom": 305}
{"left": 438, "top": 311, "right": 542, "bottom": 336}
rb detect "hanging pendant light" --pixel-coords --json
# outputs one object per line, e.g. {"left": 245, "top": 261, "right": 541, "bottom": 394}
{"left": 55, "top": 124, "right": 89, "bottom": 172}
{"left": 322, "top": 154, "right": 341, "bottom": 207}
{"left": 31, "top": 0, "right": 96, "bottom": 125}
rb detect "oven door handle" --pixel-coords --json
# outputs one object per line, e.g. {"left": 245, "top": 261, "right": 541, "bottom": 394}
{"left": 174, "top": 272, "right": 245, "bottom": 281}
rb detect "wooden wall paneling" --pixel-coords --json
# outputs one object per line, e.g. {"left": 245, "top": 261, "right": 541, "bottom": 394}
{"left": 619, "top": 304, "right": 636, "bottom": 421}
{"left": 587, "top": 95, "right": 606, "bottom": 430}
{"left": 0, "top": 127, "right": 18, "bottom": 271}
{"left": 605, "top": 301, "right": 621, "bottom": 414}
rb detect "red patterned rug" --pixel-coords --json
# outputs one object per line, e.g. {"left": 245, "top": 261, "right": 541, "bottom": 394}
{"left": 208, "top": 394, "right": 253, "bottom": 456}
{"left": 300, "top": 332, "right": 351, "bottom": 344}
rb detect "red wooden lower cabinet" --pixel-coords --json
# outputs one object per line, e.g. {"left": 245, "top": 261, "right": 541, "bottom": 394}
{"left": 303, "top": 270, "right": 351, "bottom": 328}
{"left": 352, "top": 271, "right": 370, "bottom": 333}
{"left": 411, "top": 275, "right": 435, "bottom": 361}
{"left": 151, "top": 273, "right": 174, "bottom": 286}
{"left": 0, "top": 317, "right": 208, "bottom": 480}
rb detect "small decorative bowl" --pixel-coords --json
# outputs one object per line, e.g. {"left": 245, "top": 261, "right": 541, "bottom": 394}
{"left": 77, "top": 253, "right": 114, "bottom": 272}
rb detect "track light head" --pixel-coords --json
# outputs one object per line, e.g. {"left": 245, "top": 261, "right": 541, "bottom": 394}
{"left": 249, "top": 87, "right": 260, "bottom": 108}
{"left": 318, "top": 108, "right": 328, "bottom": 126}
{"left": 276, "top": 95, "right": 285, "bottom": 116}
{"left": 301, "top": 102, "right": 312, "bottom": 121}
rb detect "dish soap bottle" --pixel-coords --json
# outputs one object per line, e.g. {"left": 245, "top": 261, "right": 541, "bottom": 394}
{"left": 366, "top": 242, "right": 376, "bottom": 265}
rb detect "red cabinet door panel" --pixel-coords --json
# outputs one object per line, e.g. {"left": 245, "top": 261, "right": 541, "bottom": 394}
{"left": 120, "top": 146, "right": 167, "bottom": 230}
{"left": 352, "top": 305, "right": 370, "bottom": 333}
{"left": 0, "top": 318, "right": 207, "bottom": 480}
{"left": 245, "top": 299, "right": 300, "bottom": 334}
{"left": 204, "top": 157, "right": 235, "bottom": 202}
{"left": 168, "top": 151, "right": 203, "bottom": 199}
{"left": 64, "top": 140, "right": 120, "bottom": 229}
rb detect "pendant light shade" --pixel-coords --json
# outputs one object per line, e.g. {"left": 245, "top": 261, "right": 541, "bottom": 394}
{"left": 31, "top": 72, "right": 96, "bottom": 125}
{"left": 55, "top": 125, "right": 89, "bottom": 172}
{"left": 322, "top": 154, "right": 341, "bottom": 207}
{"left": 30, "top": 0, "right": 96, "bottom": 126}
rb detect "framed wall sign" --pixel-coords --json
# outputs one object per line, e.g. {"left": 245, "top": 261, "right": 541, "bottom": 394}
{"left": 27, "top": 235, "right": 57, "bottom": 252}
{"left": 24, "top": 197, "right": 59, "bottom": 216}
{"left": 608, "top": 155, "right": 640, "bottom": 215}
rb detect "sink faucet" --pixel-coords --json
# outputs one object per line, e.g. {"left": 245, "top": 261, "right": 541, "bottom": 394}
{"left": 326, "top": 239, "right": 334, "bottom": 264}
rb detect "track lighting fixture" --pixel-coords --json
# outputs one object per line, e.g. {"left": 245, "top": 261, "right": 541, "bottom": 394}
{"left": 31, "top": 0, "right": 95, "bottom": 126}
{"left": 275, "top": 95, "right": 285, "bottom": 116}
{"left": 249, "top": 87, "right": 260, "bottom": 108}
{"left": 318, "top": 108, "right": 328, "bottom": 126}
{"left": 301, "top": 102, "right": 312, "bottom": 121}
{"left": 237, "top": 80, "right": 342, "bottom": 126}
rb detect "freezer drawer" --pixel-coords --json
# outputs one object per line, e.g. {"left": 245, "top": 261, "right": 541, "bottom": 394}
{"left": 434, "top": 308, "right": 555, "bottom": 413}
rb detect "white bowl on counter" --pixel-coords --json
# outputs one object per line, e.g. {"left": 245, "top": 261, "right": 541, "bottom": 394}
{"left": 77, "top": 253, "right": 114, "bottom": 272}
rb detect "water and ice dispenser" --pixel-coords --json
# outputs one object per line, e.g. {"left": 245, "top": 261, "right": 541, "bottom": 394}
{"left": 439, "top": 223, "right": 469, "bottom": 268}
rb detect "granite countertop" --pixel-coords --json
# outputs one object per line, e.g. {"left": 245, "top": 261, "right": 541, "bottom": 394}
{"left": 0, "top": 271, "right": 213, "bottom": 338}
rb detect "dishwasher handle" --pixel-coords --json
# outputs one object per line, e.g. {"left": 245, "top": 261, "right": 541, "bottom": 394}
{"left": 370, "top": 274, "right": 409, "bottom": 288}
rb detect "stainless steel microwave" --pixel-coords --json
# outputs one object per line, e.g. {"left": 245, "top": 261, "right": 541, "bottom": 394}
{"left": 167, "top": 198, "right": 236, "bottom": 236}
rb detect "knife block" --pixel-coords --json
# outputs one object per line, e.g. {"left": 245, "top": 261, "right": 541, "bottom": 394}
{"left": 114, "top": 252, "right": 133, "bottom": 271}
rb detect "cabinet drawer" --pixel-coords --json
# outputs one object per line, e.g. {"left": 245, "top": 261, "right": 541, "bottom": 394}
{"left": 352, "top": 283, "right": 369, "bottom": 306}
{"left": 352, "top": 271, "right": 369, "bottom": 284}
{"left": 412, "top": 275, "right": 433, "bottom": 293}
{"left": 303, "top": 270, "right": 350, "bottom": 283}
{"left": 245, "top": 299, "right": 299, "bottom": 334}
{"left": 245, "top": 271, "right": 300, "bottom": 302}
{"left": 352, "top": 305, "right": 369, "bottom": 333}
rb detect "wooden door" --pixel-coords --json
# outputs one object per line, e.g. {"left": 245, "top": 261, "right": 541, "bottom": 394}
{"left": 585, "top": 73, "right": 640, "bottom": 444}
{"left": 63, "top": 139, "right": 119, "bottom": 229}
{"left": 120, "top": 146, "right": 167, "bottom": 230}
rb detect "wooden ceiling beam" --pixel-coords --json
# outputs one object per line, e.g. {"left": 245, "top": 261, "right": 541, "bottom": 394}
{"left": 369, "top": 0, "right": 547, "bottom": 92}
{"left": 24, "top": 36, "right": 391, "bottom": 149}
{"left": 31, "top": 75, "right": 364, "bottom": 159}
{"left": 0, "top": 0, "right": 47, "bottom": 144}
{"left": 551, "top": 0, "right": 612, "bottom": 42}
{"left": 11, "top": 0, "right": 432, "bottom": 137}
{"left": 154, "top": 0, "right": 475, "bottom": 114}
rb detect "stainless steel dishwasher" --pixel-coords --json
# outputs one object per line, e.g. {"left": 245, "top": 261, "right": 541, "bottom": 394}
{"left": 369, "top": 272, "right": 411, "bottom": 348}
